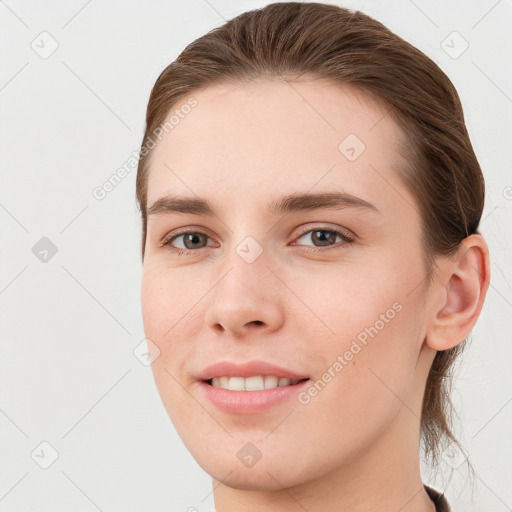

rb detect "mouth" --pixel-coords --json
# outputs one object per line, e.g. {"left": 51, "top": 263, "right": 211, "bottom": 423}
{"left": 204, "top": 376, "right": 310, "bottom": 391}
{"left": 196, "top": 360, "right": 311, "bottom": 413}
{"left": 199, "top": 376, "right": 311, "bottom": 414}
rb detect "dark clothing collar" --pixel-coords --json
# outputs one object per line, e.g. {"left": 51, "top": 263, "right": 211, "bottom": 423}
{"left": 424, "top": 484, "right": 451, "bottom": 512}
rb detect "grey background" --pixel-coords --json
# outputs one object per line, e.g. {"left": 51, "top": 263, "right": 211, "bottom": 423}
{"left": 1, "top": 0, "right": 511, "bottom": 510}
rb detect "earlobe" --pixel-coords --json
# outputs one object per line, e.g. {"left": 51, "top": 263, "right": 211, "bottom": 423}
{"left": 425, "top": 234, "right": 491, "bottom": 352}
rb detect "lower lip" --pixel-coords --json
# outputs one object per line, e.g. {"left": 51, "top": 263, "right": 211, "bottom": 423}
{"left": 198, "top": 379, "right": 310, "bottom": 414}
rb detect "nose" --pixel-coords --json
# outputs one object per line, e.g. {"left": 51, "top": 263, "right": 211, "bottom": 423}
{"left": 204, "top": 246, "right": 285, "bottom": 338}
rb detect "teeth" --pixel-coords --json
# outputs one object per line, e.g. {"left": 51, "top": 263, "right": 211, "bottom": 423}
{"left": 210, "top": 375, "right": 302, "bottom": 391}
{"left": 245, "top": 376, "right": 264, "bottom": 391}
{"left": 228, "top": 376, "right": 244, "bottom": 391}
{"left": 264, "top": 376, "right": 278, "bottom": 389}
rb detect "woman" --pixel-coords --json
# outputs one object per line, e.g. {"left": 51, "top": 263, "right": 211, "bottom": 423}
{"left": 136, "top": 3, "right": 490, "bottom": 510}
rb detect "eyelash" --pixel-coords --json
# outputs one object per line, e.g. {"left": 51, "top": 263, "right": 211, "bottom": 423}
{"left": 160, "top": 225, "right": 355, "bottom": 256}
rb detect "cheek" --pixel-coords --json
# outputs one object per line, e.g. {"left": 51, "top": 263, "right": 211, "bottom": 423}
{"left": 292, "top": 257, "right": 425, "bottom": 416}
{"left": 140, "top": 261, "right": 200, "bottom": 343}
{"left": 140, "top": 263, "right": 198, "bottom": 396}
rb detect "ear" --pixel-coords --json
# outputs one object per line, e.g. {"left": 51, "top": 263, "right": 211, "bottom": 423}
{"left": 426, "top": 234, "right": 491, "bottom": 351}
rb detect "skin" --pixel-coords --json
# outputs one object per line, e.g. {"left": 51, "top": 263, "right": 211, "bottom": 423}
{"left": 140, "top": 78, "right": 490, "bottom": 512}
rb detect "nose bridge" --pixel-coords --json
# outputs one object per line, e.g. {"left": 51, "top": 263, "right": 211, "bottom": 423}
{"left": 218, "top": 209, "right": 273, "bottom": 278}
{"left": 216, "top": 232, "right": 273, "bottom": 298}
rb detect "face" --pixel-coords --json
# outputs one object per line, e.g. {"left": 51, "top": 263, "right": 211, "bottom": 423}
{"left": 140, "top": 78, "right": 436, "bottom": 491}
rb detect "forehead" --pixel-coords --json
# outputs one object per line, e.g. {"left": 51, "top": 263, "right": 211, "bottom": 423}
{"left": 146, "top": 78, "right": 413, "bottom": 216}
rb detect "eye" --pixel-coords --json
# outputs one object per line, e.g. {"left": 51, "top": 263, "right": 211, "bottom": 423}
{"left": 293, "top": 226, "right": 354, "bottom": 250}
{"left": 161, "top": 229, "right": 217, "bottom": 254}
{"left": 160, "top": 225, "right": 355, "bottom": 256}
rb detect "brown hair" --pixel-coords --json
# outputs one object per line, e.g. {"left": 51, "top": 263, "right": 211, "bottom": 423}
{"left": 136, "top": 2, "right": 484, "bottom": 474}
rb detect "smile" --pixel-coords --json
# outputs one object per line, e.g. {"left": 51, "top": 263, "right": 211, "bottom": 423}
{"left": 200, "top": 378, "right": 311, "bottom": 414}
{"left": 208, "top": 375, "right": 308, "bottom": 391}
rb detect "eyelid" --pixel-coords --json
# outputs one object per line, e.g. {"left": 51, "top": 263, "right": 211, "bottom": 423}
{"left": 293, "top": 223, "right": 356, "bottom": 243}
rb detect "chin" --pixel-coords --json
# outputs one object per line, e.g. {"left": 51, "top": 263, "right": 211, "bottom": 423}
{"left": 208, "top": 462, "right": 310, "bottom": 492}
{"left": 185, "top": 439, "right": 317, "bottom": 492}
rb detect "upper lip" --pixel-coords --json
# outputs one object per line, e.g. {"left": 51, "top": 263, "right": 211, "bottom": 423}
{"left": 196, "top": 360, "right": 310, "bottom": 381}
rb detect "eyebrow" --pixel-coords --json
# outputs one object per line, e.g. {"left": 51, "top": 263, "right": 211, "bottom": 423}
{"left": 147, "top": 191, "right": 380, "bottom": 217}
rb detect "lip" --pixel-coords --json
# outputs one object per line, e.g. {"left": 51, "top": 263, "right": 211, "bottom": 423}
{"left": 196, "top": 360, "right": 311, "bottom": 414}
{"left": 198, "top": 379, "right": 310, "bottom": 414}
{"left": 196, "top": 360, "right": 310, "bottom": 381}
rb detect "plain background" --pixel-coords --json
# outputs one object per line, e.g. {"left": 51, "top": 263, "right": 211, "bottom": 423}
{"left": 1, "top": 0, "right": 511, "bottom": 510}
